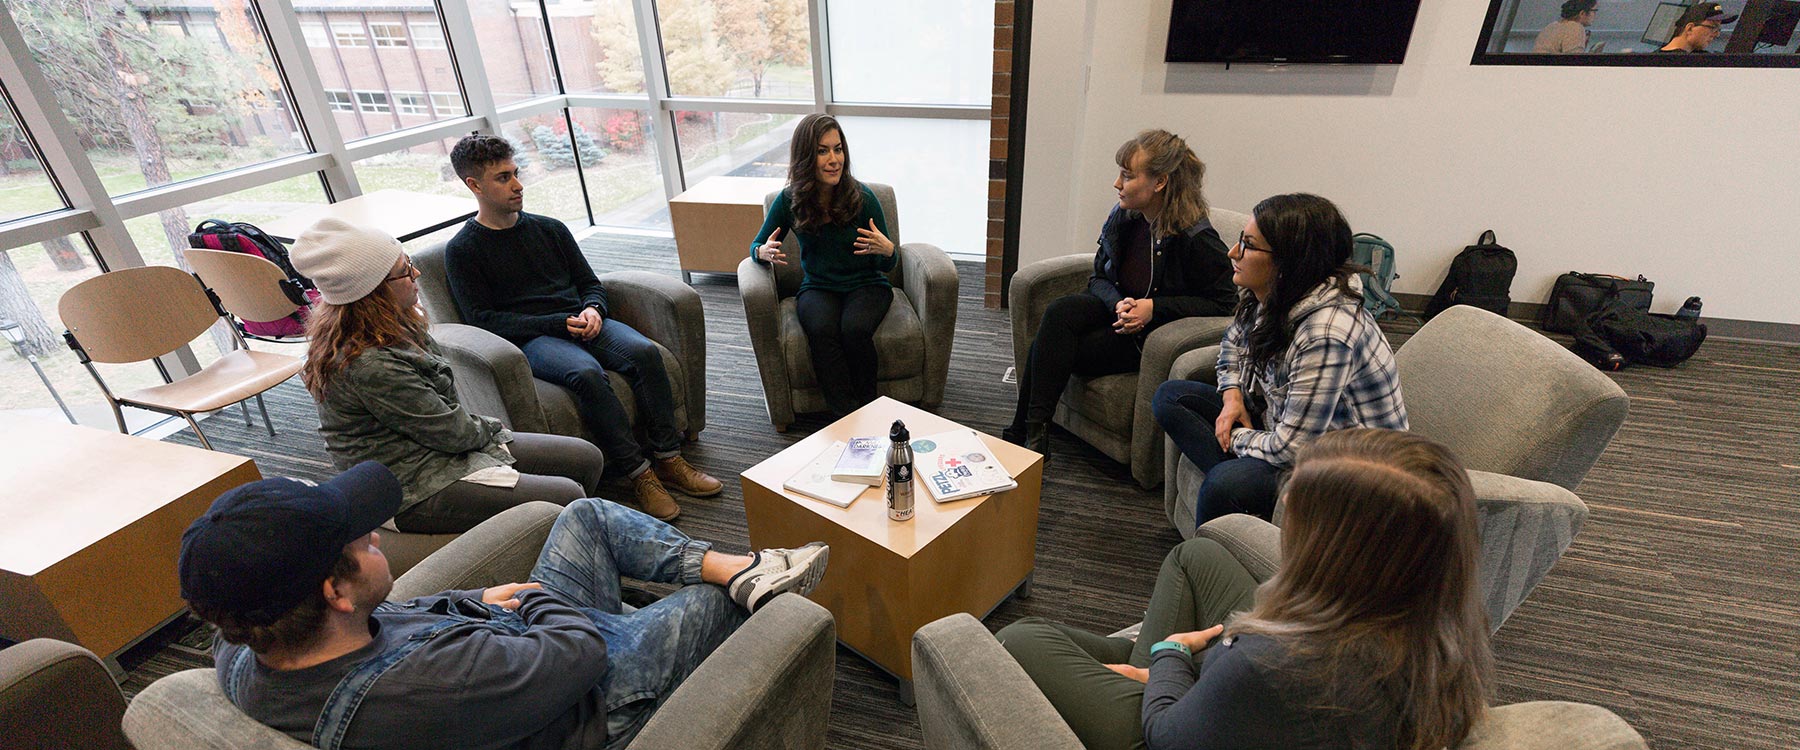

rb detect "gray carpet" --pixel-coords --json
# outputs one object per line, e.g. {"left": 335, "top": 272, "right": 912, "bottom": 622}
{"left": 123, "top": 234, "right": 1799, "bottom": 750}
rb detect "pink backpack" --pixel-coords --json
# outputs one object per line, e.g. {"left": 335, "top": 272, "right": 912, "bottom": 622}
{"left": 188, "top": 219, "right": 320, "bottom": 338}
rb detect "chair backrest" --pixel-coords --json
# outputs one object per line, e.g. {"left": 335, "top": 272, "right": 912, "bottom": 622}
{"left": 1207, "top": 206, "right": 1250, "bottom": 247}
{"left": 761, "top": 181, "right": 902, "bottom": 298}
{"left": 412, "top": 242, "right": 463, "bottom": 325}
{"left": 59, "top": 266, "right": 221, "bottom": 364}
{"left": 1396, "top": 305, "right": 1629, "bottom": 491}
{"left": 186, "top": 248, "right": 301, "bottom": 324}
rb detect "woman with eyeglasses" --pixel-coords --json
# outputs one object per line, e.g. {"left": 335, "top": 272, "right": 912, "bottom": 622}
{"left": 1000, "top": 428, "right": 1493, "bottom": 750}
{"left": 1152, "top": 193, "right": 1406, "bottom": 528}
{"left": 293, "top": 218, "right": 603, "bottom": 534}
{"left": 1002, "top": 129, "right": 1236, "bottom": 457}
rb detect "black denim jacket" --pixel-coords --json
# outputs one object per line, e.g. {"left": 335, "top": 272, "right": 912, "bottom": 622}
{"left": 1087, "top": 204, "right": 1237, "bottom": 333}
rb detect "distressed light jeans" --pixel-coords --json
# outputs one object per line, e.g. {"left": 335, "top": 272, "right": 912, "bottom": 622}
{"left": 529, "top": 498, "right": 747, "bottom": 748}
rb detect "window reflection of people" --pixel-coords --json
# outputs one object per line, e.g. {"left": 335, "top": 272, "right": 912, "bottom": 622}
{"left": 1659, "top": 1, "right": 1737, "bottom": 52}
{"left": 1534, "top": 0, "right": 1598, "bottom": 53}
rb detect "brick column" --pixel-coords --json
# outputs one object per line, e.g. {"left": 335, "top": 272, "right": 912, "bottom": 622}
{"left": 985, "top": 0, "right": 1020, "bottom": 308}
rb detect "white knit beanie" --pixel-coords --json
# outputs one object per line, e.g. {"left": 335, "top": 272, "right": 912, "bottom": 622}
{"left": 289, "top": 217, "right": 405, "bottom": 305}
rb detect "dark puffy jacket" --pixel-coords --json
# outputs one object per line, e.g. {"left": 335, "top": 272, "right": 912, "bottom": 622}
{"left": 1087, "top": 204, "right": 1237, "bottom": 334}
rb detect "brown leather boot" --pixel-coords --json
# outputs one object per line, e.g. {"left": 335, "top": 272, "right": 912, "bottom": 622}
{"left": 653, "top": 455, "right": 724, "bottom": 497}
{"left": 632, "top": 470, "right": 681, "bottom": 521}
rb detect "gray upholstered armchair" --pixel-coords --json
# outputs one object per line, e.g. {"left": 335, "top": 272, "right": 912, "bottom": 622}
{"left": 1008, "top": 207, "right": 1249, "bottom": 489}
{"left": 118, "top": 502, "right": 838, "bottom": 750}
{"left": 413, "top": 242, "right": 708, "bottom": 442}
{"left": 911, "top": 612, "right": 1649, "bottom": 750}
{"left": 737, "top": 182, "right": 958, "bottom": 431}
{"left": 1162, "top": 304, "right": 1630, "bottom": 628}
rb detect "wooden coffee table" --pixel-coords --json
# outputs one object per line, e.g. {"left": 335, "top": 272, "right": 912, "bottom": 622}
{"left": 740, "top": 397, "right": 1043, "bottom": 704}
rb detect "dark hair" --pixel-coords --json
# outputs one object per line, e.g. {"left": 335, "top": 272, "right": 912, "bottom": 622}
{"left": 1233, "top": 193, "right": 1361, "bottom": 378}
{"left": 450, "top": 134, "right": 515, "bottom": 182}
{"left": 785, "top": 114, "right": 864, "bottom": 232}
{"left": 189, "top": 551, "right": 360, "bottom": 654}
{"left": 1560, "top": 0, "right": 1597, "bottom": 19}
{"left": 1230, "top": 428, "right": 1492, "bottom": 750}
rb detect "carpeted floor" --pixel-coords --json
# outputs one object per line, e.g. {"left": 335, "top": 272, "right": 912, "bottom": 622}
{"left": 122, "top": 233, "right": 1799, "bottom": 750}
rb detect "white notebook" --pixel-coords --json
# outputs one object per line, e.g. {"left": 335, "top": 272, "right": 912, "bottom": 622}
{"left": 912, "top": 429, "right": 1018, "bottom": 503}
{"left": 782, "top": 441, "right": 871, "bottom": 508}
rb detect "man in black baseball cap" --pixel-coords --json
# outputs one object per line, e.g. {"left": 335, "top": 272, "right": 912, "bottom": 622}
{"left": 180, "top": 461, "right": 828, "bottom": 749}
{"left": 1659, "top": 2, "right": 1738, "bottom": 52}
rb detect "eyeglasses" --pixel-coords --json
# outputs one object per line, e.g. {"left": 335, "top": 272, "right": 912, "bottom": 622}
{"left": 1236, "top": 233, "right": 1273, "bottom": 254}
{"left": 384, "top": 258, "right": 417, "bottom": 283}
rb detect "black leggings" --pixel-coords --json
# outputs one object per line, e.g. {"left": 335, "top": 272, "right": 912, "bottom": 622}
{"left": 1009, "top": 293, "right": 1142, "bottom": 432}
{"left": 796, "top": 284, "right": 893, "bottom": 416}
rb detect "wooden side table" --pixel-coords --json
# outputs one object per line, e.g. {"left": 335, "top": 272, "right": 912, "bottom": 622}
{"left": 740, "top": 397, "right": 1044, "bottom": 704}
{"left": 262, "top": 189, "right": 477, "bottom": 244}
{"left": 669, "top": 176, "right": 786, "bottom": 283}
{"left": 0, "top": 416, "right": 261, "bottom": 669}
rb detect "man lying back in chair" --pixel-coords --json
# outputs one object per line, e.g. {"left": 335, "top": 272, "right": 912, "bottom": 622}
{"left": 178, "top": 462, "right": 828, "bottom": 749}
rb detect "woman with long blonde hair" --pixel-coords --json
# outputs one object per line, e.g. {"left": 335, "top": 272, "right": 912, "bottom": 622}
{"left": 294, "top": 218, "right": 603, "bottom": 533}
{"left": 1000, "top": 428, "right": 1492, "bottom": 750}
{"left": 1003, "top": 129, "right": 1236, "bottom": 458}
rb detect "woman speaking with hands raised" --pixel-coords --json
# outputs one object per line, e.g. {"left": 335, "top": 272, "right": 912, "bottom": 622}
{"left": 1003, "top": 129, "right": 1236, "bottom": 457}
{"left": 751, "top": 114, "right": 897, "bottom": 416}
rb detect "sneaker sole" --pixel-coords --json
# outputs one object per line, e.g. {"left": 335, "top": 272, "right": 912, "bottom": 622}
{"left": 750, "top": 544, "right": 830, "bottom": 610}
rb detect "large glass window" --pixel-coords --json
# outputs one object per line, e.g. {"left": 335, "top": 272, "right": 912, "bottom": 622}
{"left": 657, "top": 0, "right": 813, "bottom": 99}
{"left": 565, "top": 0, "right": 648, "bottom": 94}
{"left": 470, "top": 0, "right": 560, "bottom": 104}
{"left": 675, "top": 111, "right": 798, "bottom": 185}
{"left": 12, "top": 0, "right": 307, "bottom": 196}
{"left": 0, "top": 87, "right": 67, "bottom": 224}
{"left": 499, "top": 112, "right": 605, "bottom": 227}
{"left": 0, "top": 233, "right": 114, "bottom": 427}
{"left": 835, "top": 117, "right": 985, "bottom": 259}
{"left": 350, "top": 136, "right": 470, "bottom": 250}
{"left": 571, "top": 108, "right": 667, "bottom": 230}
{"left": 828, "top": 0, "right": 994, "bottom": 105}
{"left": 300, "top": 8, "right": 465, "bottom": 141}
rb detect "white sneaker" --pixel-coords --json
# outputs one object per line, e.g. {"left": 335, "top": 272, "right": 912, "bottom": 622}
{"left": 725, "top": 542, "right": 829, "bottom": 613}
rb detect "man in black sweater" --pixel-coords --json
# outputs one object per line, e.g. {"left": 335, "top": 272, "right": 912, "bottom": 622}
{"left": 443, "top": 134, "right": 718, "bottom": 520}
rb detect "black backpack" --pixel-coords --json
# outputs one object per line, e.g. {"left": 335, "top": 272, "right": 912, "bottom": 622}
{"left": 1424, "top": 230, "right": 1516, "bottom": 320}
{"left": 1570, "top": 285, "right": 1707, "bottom": 370}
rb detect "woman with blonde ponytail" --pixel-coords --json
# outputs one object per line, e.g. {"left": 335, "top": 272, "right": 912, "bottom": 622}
{"left": 1003, "top": 129, "right": 1235, "bottom": 458}
{"left": 999, "top": 428, "right": 1492, "bottom": 750}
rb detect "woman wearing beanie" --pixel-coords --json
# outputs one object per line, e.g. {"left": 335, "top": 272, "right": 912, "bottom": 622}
{"left": 292, "top": 217, "right": 604, "bottom": 532}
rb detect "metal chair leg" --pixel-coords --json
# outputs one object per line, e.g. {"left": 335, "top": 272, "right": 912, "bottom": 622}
{"left": 255, "top": 393, "right": 276, "bottom": 436}
{"left": 108, "top": 401, "right": 128, "bottom": 435}
{"left": 240, "top": 400, "right": 254, "bottom": 426}
{"left": 183, "top": 413, "right": 214, "bottom": 450}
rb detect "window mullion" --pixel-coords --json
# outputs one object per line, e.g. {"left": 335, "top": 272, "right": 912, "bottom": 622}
{"left": 809, "top": 0, "right": 833, "bottom": 109}
{"left": 256, "top": 0, "right": 360, "bottom": 198}
{"left": 438, "top": 0, "right": 501, "bottom": 135}
{"left": 630, "top": 0, "right": 685, "bottom": 197}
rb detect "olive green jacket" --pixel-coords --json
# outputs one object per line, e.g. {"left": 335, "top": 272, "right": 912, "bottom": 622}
{"left": 315, "top": 337, "right": 514, "bottom": 512}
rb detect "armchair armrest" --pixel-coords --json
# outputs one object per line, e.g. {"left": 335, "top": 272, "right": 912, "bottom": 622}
{"left": 124, "top": 670, "right": 305, "bottom": 750}
{"left": 1162, "top": 345, "right": 1222, "bottom": 499}
{"left": 912, "top": 613, "right": 1083, "bottom": 750}
{"left": 1007, "top": 254, "right": 1092, "bottom": 373}
{"left": 1462, "top": 701, "right": 1647, "bottom": 750}
{"left": 628, "top": 595, "right": 835, "bottom": 750}
{"left": 391, "top": 502, "right": 563, "bottom": 599}
{"left": 0, "top": 639, "right": 131, "bottom": 750}
{"left": 1130, "top": 316, "right": 1233, "bottom": 488}
{"left": 897, "top": 242, "right": 959, "bottom": 408}
{"left": 602, "top": 270, "right": 708, "bottom": 434}
{"left": 430, "top": 322, "right": 548, "bottom": 434}
{"left": 738, "top": 255, "right": 794, "bottom": 428}
{"left": 1466, "top": 471, "right": 1588, "bottom": 631}
{"left": 1195, "top": 514, "right": 1282, "bottom": 582}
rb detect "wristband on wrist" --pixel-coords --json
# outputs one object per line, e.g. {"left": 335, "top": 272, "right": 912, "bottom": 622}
{"left": 1149, "top": 640, "right": 1192, "bottom": 657}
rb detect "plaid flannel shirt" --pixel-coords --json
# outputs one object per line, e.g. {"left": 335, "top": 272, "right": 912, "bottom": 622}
{"left": 1214, "top": 280, "right": 1407, "bottom": 468}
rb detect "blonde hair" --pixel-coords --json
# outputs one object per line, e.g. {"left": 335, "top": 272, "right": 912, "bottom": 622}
{"left": 1229, "top": 428, "right": 1492, "bottom": 750}
{"left": 301, "top": 281, "right": 430, "bottom": 400}
{"left": 1114, "top": 129, "right": 1209, "bottom": 238}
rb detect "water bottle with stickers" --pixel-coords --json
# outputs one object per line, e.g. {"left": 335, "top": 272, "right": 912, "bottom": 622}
{"left": 885, "top": 419, "right": 914, "bottom": 521}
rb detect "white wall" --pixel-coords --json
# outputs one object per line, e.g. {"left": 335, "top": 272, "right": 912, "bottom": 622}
{"left": 1019, "top": 0, "right": 1800, "bottom": 323}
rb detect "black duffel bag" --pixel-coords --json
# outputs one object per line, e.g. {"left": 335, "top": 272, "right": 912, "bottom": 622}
{"left": 1570, "top": 287, "right": 1707, "bottom": 370}
{"left": 1542, "top": 272, "right": 1653, "bottom": 334}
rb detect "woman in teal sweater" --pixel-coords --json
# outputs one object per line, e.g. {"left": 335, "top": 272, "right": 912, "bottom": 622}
{"left": 750, "top": 113, "right": 896, "bottom": 416}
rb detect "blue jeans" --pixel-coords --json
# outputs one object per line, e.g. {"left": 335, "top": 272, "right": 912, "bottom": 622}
{"left": 1151, "top": 380, "right": 1284, "bottom": 526}
{"left": 521, "top": 321, "right": 681, "bottom": 477}
{"left": 529, "top": 498, "right": 747, "bottom": 749}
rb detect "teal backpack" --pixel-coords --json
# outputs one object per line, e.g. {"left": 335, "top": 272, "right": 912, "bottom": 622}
{"left": 1352, "top": 232, "right": 1403, "bottom": 319}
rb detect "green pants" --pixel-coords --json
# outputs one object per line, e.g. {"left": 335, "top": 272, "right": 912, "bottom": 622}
{"left": 996, "top": 537, "right": 1260, "bottom": 750}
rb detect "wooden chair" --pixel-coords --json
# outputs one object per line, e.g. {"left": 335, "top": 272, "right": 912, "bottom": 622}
{"left": 185, "top": 248, "right": 309, "bottom": 343}
{"left": 59, "top": 265, "right": 303, "bottom": 450}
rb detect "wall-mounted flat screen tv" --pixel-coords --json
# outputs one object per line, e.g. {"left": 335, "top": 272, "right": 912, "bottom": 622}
{"left": 1165, "top": 0, "right": 1425, "bottom": 64}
